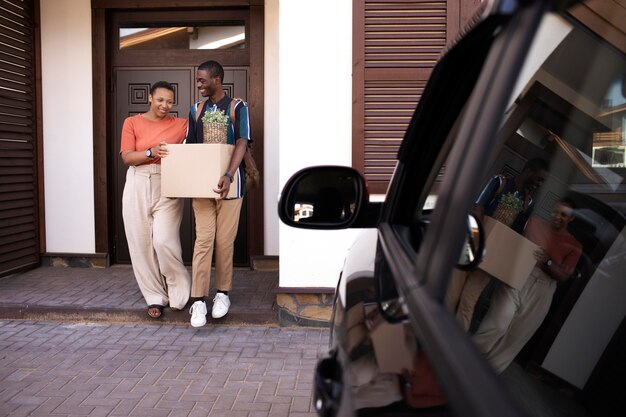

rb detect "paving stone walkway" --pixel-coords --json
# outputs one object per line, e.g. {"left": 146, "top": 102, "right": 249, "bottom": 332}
{"left": 0, "top": 321, "right": 329, "bottom": 417}
{"left": 0, "top": 266, "right": 277, "bottom": 325}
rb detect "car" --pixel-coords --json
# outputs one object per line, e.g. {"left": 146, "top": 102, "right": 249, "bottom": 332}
{"left": 278, "top": 1, "right": 626, "bottom": 416}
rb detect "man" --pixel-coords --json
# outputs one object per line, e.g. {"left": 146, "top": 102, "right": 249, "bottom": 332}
{"left": 186, "top": 60, "right": 251, "bottom": 327}
{"left": 472, "top": 198, "right": 582, "bottom": 373}
{"left": 454, "top": 158, "right": 549, "bottom": 332}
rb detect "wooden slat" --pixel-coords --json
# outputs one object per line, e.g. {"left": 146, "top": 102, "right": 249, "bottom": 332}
{"left": 0, "top": 133, "right": 34, "bottom": 143}
{"left": 0, "top": 7, "right": 30, "bottom": 28}
{"left": 0, "top": 113, "right": 32, "bottom": 126}
{"left": 0, "top": 104, "right": 32, "bottom": 118}
{"left": 359, "top": 1, "right": 441, "bottom": 186}
{"left": 0, "top": 20, "right": 31, "bottom": 40}
{"left": 0, "top": 24, "right": 31, "bottom": 44}
{"left": 0, "top": 77, "right": 33, "bottom": 93}
{"left": 0, "top": 66, "right": 33, "bottom": 85}
{"left": 0, "top": 245, "right": 37, "bottom": 262}
{"left": 363, "top": 77, "right": 423, "bottom": 180}
{"left": 0, "top": 45, "right": 32, "bottom": 63}
{"left": 0, "top": 174, "right": 34, "bottom": 184}
{"left": 0, "top": 198, "right": 34, "bottom": 211}
{"left": 0, "top": 87, "right": 30, "bottom": 101}
{"left": 0, "top": 222, "right": 35, "bottom": 237}
{"left": 0, "top": 206, "right": 34, "bottom": 219}
{"left": 0, "top": 0, "right": 39, "bottom": 276}
{"left": 2, "top": 0, "right": 34, "bottom": 17}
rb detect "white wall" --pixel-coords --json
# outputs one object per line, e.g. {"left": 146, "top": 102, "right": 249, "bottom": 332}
{"left": 276, "top": 0, "right": 360, "bottom": 288}
{"left": 264, "top": 0, "right": 280, "bottom": 256}
{"left": 41, "top": 0, "right": 95, "bottom": 254}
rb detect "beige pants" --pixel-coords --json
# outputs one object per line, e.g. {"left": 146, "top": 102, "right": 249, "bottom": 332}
{"left": 455, "top": 269, "right": 493, "bottom": 332}
{"left": 122, "top": 164, "right": 191, "bottom": 309}
{"left": 472, "top": 266, "right": 556, "bottom": 373}
{"left": 191, "top": 197, "right": 243, "bottom": 297}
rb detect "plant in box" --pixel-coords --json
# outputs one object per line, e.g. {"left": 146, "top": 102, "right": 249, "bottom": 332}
{"left": 201, "top": 104, "right": 228, "bottom": 144}
{"left": 491, "top": 192, "right": 523, "bottom": 227}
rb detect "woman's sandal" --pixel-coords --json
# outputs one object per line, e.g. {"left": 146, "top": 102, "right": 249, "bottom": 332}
{"left": 147, "top": 305, "right": 164, "bottom": 318}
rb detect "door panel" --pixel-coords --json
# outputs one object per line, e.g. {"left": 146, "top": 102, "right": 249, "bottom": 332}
{"left": 113, "top": 68, "right": 249, "bottom": 265}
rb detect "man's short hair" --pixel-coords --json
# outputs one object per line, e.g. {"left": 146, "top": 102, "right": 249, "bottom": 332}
{"left": 522, "top": 157, "right": 549, "bottom": 174}
{"left": 558, "top": 197, "right": 576, "bottom": 210}
{"left": 198, "top": 60, "right": 224, "bottom": 83}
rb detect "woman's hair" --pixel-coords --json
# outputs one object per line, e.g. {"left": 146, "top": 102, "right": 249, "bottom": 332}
{"left": 150, "top": 81, "right": 175, "bottom": 95}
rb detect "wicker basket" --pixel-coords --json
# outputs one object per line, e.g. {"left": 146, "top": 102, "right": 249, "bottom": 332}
{"left": 491, "top": 204, "right": 521, "bottom": 227}
{"left": 203, "top": 122, "right": 227, "bottom": 144}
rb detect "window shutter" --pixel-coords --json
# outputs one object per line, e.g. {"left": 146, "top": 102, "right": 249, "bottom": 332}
{"left": 0, "top": 0, "right": 39, "bottom": 276}
{"left": 353, "top": 0, "right": 481, "bottom": 194}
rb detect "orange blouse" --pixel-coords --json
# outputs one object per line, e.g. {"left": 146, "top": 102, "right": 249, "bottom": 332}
{"left": 524, "top": 217, "right": 582, "bottom": 276}
{"left": 119, "top": 114, "right": 188, "bottom": 165}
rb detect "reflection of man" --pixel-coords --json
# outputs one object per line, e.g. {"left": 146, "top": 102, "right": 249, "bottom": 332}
{"left": 454, "top": 158, "right": 549, "bottom": 332}
{"left": 186, "top": 60, "right": 251, "bottom": 327}
{"left": 472, "top": 199, "right": 582, "bottom": 373}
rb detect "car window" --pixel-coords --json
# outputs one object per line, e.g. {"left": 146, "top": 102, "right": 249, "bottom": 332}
{"left": 424, "top": 11, "right": 626, "bottom": 417}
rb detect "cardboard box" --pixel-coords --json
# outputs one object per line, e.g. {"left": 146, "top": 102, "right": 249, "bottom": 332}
{"left": 161, "top": 143, "right": 239, "bottom": 198}
{"left": 479, "top": 216, "right": 539, "bottom": 290}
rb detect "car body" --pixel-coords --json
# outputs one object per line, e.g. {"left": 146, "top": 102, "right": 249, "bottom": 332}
{"left": 279, "top": 1, "right": 626, "bottom": 416}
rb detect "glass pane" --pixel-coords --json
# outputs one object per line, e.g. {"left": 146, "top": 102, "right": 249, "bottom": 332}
{"left": 439, "top": 9, "right": 626, "bottom": 417}
{"left": 119, "top": 24, "right": 245, "bottom": 50}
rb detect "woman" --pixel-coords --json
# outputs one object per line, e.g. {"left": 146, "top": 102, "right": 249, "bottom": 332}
{"left": 120, "top": 81, "right": 190, "bottom": 318}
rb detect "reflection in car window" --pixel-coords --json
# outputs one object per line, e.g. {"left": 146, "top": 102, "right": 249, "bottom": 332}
{"left": 439, "top": 10, "right": 626, "bottom": 417}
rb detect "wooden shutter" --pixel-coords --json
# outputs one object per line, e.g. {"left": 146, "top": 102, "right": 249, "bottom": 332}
{"left": 0, "top": 0, "right": 39, "bottom": 276}
{"left": 353, "top": 0, "right": 481, "bottom": 194}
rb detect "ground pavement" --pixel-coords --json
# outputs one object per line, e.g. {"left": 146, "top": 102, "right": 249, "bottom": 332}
{"left": 0, "top": 266, "right": 329, "bottom": 417}
{"left": 0, "top": 265, "right": 277, "bottom": 325}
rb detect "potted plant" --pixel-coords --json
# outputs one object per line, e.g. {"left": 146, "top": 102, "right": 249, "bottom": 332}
{"left": 491, "top": 192, "right": 523, "bottom": 227}
{"left": 201, "top": 105, "right": 228, "bottom": 144}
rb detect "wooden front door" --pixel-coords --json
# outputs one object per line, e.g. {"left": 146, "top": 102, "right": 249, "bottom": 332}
{"left": 113, "top": 68, "right": 250, "bottom": 265}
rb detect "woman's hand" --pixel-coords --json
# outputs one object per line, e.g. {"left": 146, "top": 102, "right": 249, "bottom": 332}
{"left": 157, "top": 141, "right": 169, "bottom": 158}
{"left": 534, "top": 247, "right": 549, "bottom": 264}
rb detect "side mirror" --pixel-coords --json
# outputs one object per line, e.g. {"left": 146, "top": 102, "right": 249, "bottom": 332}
{"left": 278, "top": 166, "right": 367, "bottom": 229}
{"left": 456, "top": 213, "right": 486, "bottom": 271}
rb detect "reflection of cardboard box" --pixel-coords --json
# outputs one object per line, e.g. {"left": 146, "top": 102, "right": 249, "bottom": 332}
{"left": 479, "top": 216, "right": 539, "bottom": 290}
{"left": 161, "top": 143, "right": 238, "bottom": 198}
{"left": 364, "top": 304, "right": 413, "bottom": 374}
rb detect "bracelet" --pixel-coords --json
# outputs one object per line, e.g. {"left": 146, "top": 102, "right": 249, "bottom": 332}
{"left": 224, "top": 172, "right": 234, "bottom": 183}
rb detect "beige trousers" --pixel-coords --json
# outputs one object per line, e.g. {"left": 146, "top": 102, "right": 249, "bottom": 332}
{"left": 191, "top": 197, "right": 243, "bottom": 297}
{"left": 472, "top": 266, "right": 556, "bottom": 373}
{"left": 455, "top": 268, "right": 493, "bottom": 332}
{"left": 122, "top": 164, "right": 191, "bottom": 309}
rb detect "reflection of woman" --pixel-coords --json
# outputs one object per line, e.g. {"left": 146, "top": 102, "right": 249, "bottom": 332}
{"left": 120, "top": 81, "right": 191, "bottom": 318}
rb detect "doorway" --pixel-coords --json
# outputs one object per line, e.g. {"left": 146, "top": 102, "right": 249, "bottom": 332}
{"left": 112, "top": 67, "right": 250, "bottom": 265}
{"left": 103, "top": 6, "right": 264, "bottom": 266}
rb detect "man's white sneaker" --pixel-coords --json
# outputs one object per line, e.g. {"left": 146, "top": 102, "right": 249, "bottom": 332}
{"left": 189, "top": 300, "right": 207, "bottom": 327}
{"left": 212, "top": 293, "right": 231, "bottom": 318}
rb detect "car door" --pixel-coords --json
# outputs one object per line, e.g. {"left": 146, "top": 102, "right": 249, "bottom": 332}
{"left": 369, "top": 0, "right": 581, "bottom": 416}
{"left": 375, "top": 1, "right": 626, "bottom": 417}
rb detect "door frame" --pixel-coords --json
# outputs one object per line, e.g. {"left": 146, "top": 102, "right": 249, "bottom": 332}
{"left": 91, "top": 1, "right": 264, "bottom": 263}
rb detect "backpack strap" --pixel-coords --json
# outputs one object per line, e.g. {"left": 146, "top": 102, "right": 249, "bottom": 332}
{"left": 230, "top": 98, "right": 246, "bottom": 127}
{"left": 194, "top": 100, "right": 207, "bottom": 124}
{"left": 494, "top": 174, "right": 507, "bottom": 195}
{"left": 196, "top": 98, "right": 243, "bottom": 125}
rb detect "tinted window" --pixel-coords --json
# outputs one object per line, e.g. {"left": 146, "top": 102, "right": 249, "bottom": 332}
{"left": 435, "top": 11, "right": 626, "bottom": 417}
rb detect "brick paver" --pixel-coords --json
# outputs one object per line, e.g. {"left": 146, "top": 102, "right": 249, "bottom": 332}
{"left": 0, "top": 266, "right": 277, "bottom": 325}
{"left": 0, "top": 321, "right": 328, "bottom": 417}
